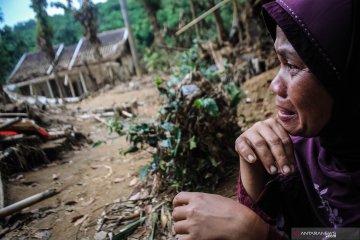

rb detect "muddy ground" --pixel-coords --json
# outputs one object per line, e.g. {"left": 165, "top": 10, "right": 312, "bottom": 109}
{"left": 2, "top": 68, "right": 277, "bottom": 239}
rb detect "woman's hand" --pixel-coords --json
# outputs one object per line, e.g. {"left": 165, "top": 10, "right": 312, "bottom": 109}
{"left": 235, "top": 118, "right": 295, "bottom": 175}
{"left": 172, "top": 192, "right": 268, "bottom": 240}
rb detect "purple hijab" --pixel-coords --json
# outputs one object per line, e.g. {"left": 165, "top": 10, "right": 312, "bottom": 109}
{"left": 262, "top": 0, "right": 360, "bottom": 227}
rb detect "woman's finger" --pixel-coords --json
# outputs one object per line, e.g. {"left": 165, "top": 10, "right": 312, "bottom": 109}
{"left": 258, "top": 120, "right": 292, "bottom": 175}
{"left": 172, "top": 205, "right": 188, "bottom": 221}
{"left": 245, "top": 128, "right": 278, "bottom": 174}
{"left": 173, "top": 192, "right": 191, "bottom": 208}
{"left": 235, "top": 136, "right": 257, "bottom": 163}
{"left": 173, "top": 220, "right": 190, "bottom": 235}
{"left": 267, "top": 118, "right": 295, "bottom": 173}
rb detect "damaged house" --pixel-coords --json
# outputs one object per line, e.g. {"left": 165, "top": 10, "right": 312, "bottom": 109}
{"left": 5, "top": 28, "right": 134, "bottom": 98}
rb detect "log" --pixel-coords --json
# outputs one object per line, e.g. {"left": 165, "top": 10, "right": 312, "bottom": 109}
{"left": 0, "top": 188, "right": 58, "bottom": 218}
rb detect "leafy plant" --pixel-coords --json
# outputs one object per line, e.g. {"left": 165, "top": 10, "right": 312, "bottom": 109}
{"left": 123, "top": 46, "right": 243, "bottom": 192}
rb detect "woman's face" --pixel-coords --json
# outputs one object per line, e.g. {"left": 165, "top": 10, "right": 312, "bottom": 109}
{"left": 270, "top": 26, "right": 334, "bottom": 137}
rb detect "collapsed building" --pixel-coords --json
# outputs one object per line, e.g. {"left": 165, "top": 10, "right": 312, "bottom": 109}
{"left": 5, "top": 28, "right": 134, "bottom": 98}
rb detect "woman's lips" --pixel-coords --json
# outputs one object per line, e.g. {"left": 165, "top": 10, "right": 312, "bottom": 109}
{"left": 277, "top": 106, "right": 296, "bottom": 122}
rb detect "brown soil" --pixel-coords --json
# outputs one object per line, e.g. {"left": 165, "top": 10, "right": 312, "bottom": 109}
{"left": 3, "top": 69, "right": 278, "bottom": 239}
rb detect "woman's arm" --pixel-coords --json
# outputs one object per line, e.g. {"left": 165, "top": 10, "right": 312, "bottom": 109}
{"left": 240, "top": 156, "right": 267, "bottom": 201}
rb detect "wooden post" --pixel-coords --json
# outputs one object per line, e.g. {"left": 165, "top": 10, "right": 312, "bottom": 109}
{"left": 119, "top": 0, "right": 142, "bottom": 77}
{"left": 29, "top": 84, "right": 34, "bottom": 96}
{"left": 79, "top": 72, "right": 88, "bottom": 94}
{"left": 108, "top": 66, "right": 114, "bottom": 85}
{"left": 190, "top": 0, "right": 201, "bottom": 41}
{"left": 54, "top": 76, "right": 64, "bottom": 98}
{"left": 46, "top": 79, "right": 54, "bottom": 98}
{"left": 66, "top": 75, "right": 76, "bottom": 97}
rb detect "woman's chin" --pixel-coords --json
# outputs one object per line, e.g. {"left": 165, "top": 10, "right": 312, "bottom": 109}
{"left": 277, "top": 115, "right": 302, "bottom": 135}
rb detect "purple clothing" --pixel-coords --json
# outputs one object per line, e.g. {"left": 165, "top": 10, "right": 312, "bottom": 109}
{"left": 292, "top": 136, "right": 360, "bottom": 227}
{"left": 238, "top": 1, "right": 360, "bottom": 238}
{"left": 262, "top": 0, "right": 352, "bottom": 96}
{"left": 238, "top": 137, "right": 360, "bottom": 239}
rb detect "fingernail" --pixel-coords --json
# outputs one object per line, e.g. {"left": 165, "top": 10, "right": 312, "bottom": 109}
{"left": 247, "top": 154, "right": 255, "bottom": 163}
{"left": 269, "top": 165, "right": 277, "bottom": 174}
{"left": 283, "top": 165, "right": 290, "bottom": 174}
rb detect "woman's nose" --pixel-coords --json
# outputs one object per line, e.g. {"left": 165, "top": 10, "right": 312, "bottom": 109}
{"left": 270, "top": 69, "right": 287, "bottom": 98}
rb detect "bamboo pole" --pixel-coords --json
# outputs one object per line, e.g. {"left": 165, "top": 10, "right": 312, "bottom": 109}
{"left": 0, "top": 189, "right": 58, "bottom": 218}
{"left": 176, "top": 0, "right": 231, "bottom": 36}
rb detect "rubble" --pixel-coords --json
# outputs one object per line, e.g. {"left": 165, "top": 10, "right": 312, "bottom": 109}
{"left": 0, "top": 88, "right": 89, "bottom": 215}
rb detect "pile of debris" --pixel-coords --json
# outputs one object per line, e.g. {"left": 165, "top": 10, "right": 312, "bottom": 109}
{"left": 90, "top": 174, "right": 175, "bottom": 240}
{"left": 0, "top": 87, "right": 88, "bottom": 210}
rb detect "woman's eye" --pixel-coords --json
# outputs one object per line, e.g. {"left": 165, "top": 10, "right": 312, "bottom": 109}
{"left": 285, "top": 62, "right": 301, "bottom": 74}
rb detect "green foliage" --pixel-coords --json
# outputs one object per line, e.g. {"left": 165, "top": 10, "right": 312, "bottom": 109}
{"left": 121, "top": 46, "right": 242, "bottom": 191}
{"left": 92, "top": 140, "right": 103, "bottom": 148}
{"left": 0, "top": 26, "right": 28, "bottom": 85}
{"left": 51, "top": 13, "right": 82, "bottom": 46}
{"left": 224, "top": 82, "right": 245, "bottom": 108}
{"left": 194, "top": 98, "right": 220, "bottom": 117}
{"left": 113, "top": 216, "right": 146, "bottom": 240}
{"left": 143, "top": 48, "right": 174, "bottom": 73}
{"left": 108, "top": 117, "right": 124, "bottom": 136}
{"left": 1, "top": 0, "right": 241, "bottom": 82}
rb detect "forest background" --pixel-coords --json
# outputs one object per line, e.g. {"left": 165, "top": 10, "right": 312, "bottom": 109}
{"left": 0, "top": 0, "right": 246, "bottom": 85}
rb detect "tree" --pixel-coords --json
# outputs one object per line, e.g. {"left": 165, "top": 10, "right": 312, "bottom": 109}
{"left": 30, "top": 0, "right": 55, "bottom": 62}
{"left": 52, "top": 0, "right": 101, "bottom": 59}
{"left": 209, "top": 0, "right": 228, "bottom": 44}
{"left": 0, "top": 26, "right": 28, "bottom": 84}
{"left": 0, "top": 8, "right": 3, "bottom": 23}
{"left": 52, "top": 0, "right": 100, "bottom": 45}
{"left": 141, "top": 0, "right": 163, "bottom": 45}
